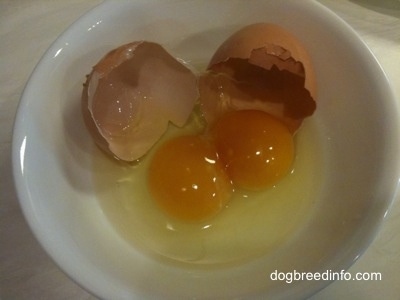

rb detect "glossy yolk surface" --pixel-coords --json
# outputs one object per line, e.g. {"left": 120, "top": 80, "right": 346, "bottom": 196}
{"left": 148, "top": 135, "right": 232, "bottom": 222}
{"left": 211, "top": 110, "right": 294, "bottom": 191}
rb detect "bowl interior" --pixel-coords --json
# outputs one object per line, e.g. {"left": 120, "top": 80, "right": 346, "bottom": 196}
{"left": 12, "top": 0, "right": 400, "bottom": 299}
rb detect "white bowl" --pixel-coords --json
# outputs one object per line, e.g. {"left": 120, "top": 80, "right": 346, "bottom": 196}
{"left": 12, "top": 0, "right": 400, "bottom": 299}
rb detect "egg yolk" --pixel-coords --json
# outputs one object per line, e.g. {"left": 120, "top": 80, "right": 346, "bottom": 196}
{"left": 148, "top": 135, "right": 232, "bottom": 222}
{"left": 211, "top": 110, "right": 294, "bottom": 191}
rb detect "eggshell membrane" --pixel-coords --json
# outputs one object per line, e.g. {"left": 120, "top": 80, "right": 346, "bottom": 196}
{"left": 199, "top": 23, "right": 316, "bottom": 133}
{"left": 82, "top": 41, "right": 198, "bottom": 161}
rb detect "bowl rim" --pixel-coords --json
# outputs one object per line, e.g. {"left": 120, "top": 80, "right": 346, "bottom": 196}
{"left": 11, "top": 0, "right": 400, "bottom": 299}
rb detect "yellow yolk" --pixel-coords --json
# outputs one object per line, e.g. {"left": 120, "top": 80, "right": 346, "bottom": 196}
{"left": 148, "top": 135, "right": 232, "bottom": 222}
{"left": 212, "top": 110, "right": 294, "bottom": 191}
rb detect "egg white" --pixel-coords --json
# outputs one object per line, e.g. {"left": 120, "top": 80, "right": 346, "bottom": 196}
{"left": 93, "top": 111, "right": 323, "bottom": 267}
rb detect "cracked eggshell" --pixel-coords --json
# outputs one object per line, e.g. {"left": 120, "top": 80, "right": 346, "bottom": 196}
{"left": 82, "top": 41, "right": 199, "bottom": 162}
{"left": 209, "top": 23, "right": 317, "bottom": 99}
{"left": 199, "top": 23, "right": 317, "bottom": 133}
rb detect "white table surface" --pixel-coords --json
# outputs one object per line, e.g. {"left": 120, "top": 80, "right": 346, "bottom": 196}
{"left": 1, "top": 1, "right": 399, "bottom": 299}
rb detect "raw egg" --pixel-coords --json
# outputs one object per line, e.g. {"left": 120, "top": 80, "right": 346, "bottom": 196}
{"left": 211, "top": 110, "right": 294, "bottom": 190}
{"left": 86, "top": 23, "right": 322, "bottom": 264}
{"left": 148, "top": 135, "right": 232, "bottom": 222}
{"left": 94, "top": 116, "right": 323, "bottom": 265}
{"left": 83, "top": 23, "right": 317, "bottom": 226}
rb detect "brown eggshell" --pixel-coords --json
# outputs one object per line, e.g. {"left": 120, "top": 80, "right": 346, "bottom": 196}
{"left": 199, "top": 23, "right": 316, "bottom": 133}
{"left": 209, "top": 23, "right": 317, "bottom": 99}
{"left": 82, "top": 41, "right": 198, "bottom": 162}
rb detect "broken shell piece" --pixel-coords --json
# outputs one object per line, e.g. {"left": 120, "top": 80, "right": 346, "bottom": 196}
{"left": 82, "top": 41, "right": 199, "bottom": 161}
{"left": 199, "top": 23, "right": 316, "bottom": 133}
{"left": 208, "top": 23, "right": 317, "bottom": 99}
